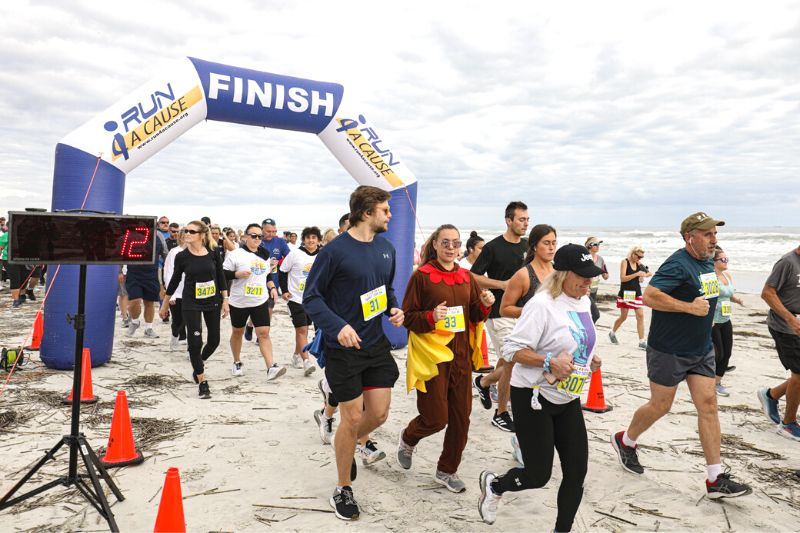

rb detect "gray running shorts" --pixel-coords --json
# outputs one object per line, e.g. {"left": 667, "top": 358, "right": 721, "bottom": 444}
{"left": 646, "top": 346, "right": 715, "bottom": 387}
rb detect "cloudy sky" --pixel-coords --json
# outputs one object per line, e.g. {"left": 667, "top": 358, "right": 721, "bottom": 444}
{"left": 1, "top": 0, "right": 799, "bottom": 231}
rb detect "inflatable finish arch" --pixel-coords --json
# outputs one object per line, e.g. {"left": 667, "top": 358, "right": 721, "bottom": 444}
{"left": 43, "top": 57, "right": 417, "bottom": 369}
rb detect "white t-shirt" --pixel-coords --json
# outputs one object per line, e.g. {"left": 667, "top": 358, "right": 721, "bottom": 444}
{"left": 223, "top": 247, "right": 270, "bottom": 308}
{"left": 279, "top": 247, "right": 318, "bottom": 304}
{"left": 458, "top": 257, "right": 473, "bottom": 269}
{"left": 502, "top": 291, "right": 597, "bottom": 405}
{"left": 164, "top": 246, "right": 185, "bottom": 299}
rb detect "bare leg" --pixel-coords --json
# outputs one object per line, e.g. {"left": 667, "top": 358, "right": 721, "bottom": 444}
{"left": 635, "top": 308, "right": 645, "bottom": 341}
{"left": 626, "top": 381, "right": 678, "bottom": 441}
{"left": 686, "top": 374, "right": 721, "bottom": 465}
{"left": 336, "top": 395, "right": 364, "bottom": 486}
{"left": 497, "top": 361, "right": 513, "bottom": 414}
{"left": 255, "top": 326, "right": 274, "bottom": 367}
{"left": 770, "top": 380, "right": 789, "bottom": 400}
{"left": 783, "top": 372, "right": 800, "bottom": 424}
{"left": 612, "top": 308, "right": 629, "bottom": 333}
{"left": 295, "top": 325, "right": 309, "bottom": 360}
{"left": 357, "top": 388, "right": 391, "bottom": 443}
{"left": 128, "top": 298, "right": 142, "bottom": 320}
{"left": 230, "top": 326, "right": 244, "bottom": 363}
{"left": 143, "top": 300, "right": 155, "bottom": 323}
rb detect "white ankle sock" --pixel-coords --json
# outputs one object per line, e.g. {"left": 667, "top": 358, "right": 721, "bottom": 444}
{"left": 144, "top": 322, "right": 153, "bottom": 329}
{"left": 622, "top": 431, "right": 636, "bottom": 448}
{"left": 707, "top": 464, "right": 722, "bottom": 482}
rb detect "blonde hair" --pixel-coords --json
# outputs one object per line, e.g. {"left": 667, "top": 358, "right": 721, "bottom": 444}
{"left": 187, "top": 220, "right": 217, "bottom": 252}
{"left": 322, "top": 228, "right": 336, "bottom": 245}
{"left": 538, "top": 270, "right": 570, "bottom": 299}
{"left": 627, "top": 246, "right": 644, "bottom": 263}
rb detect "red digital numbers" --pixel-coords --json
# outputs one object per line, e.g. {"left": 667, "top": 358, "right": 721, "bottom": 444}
{"left": 119, "top": 226, "right": 151, "bottom": 259}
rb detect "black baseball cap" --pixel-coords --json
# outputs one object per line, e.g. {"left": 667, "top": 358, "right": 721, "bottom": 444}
{"left": 553, "top": 244, "right": 604, "bottom": 278}
{"left": 262, "top": 218, "right": 276, "bottom": 226}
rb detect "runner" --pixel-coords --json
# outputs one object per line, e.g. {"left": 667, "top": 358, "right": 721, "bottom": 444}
{"left": 279, "top": 226, "right": 321, "bottom": 376}
{"left": 585, "top": 236, "right": 609, "bottom": 324}
{"left": 609, "top": 246, "right": 651, "bottom": 349}
{"left": 458, "top": 231, "right": 484, "bottom": 269}
{"left": 757, "top": 243, "right": 800, "bottom": 440}
{"left": 259, "top": 218, "right": 291, "bottom": 319}
{"left": 160, "top": 220, "right": 229, "bottom": 399}
{"left": 125, "top": 231, "right": 165, "bottom": 338}
{"left": 163, "top": 229, "right": 187, "bottom": 350}
{"left": 478, "top": 244, "right": 602, "bottom": 530}
{"left": 711, "top": 246, "right": 743, "bottom": 397}
{"left": 471, "top": 201, "right": 529, "bottom": 432}
{"left": 398, "top": 224, "right": 493, "bottom": 493}
{"left": 304, "top": 186, "right": 405, "bottom": 521}
{"left": 611, "top": 212, "right": 752, "bottom": 499}
{"left": 223, "top": 223, "right": 285, "bottom": 381}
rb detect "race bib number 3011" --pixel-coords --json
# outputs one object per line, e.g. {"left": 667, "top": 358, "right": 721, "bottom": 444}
{"left": 435, "top": 306, "right": 465, "bottom": 332}
{"left": 556, "top": 365, "right": 591, "bottom": 399}
{"left": 361, "top": 285, "right": 388, "bottom": 321}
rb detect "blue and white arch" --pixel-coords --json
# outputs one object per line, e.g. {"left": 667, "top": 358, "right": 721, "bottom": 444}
{"left": 43, "top": 57, "right": 417, "bottom": 369}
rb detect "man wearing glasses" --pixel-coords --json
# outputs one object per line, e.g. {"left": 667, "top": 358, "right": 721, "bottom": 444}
{"left": 585, "top": 237, "right": 609, "bottom": 324}
{"left": 166, "top": 223, "right": 181, "bottom": 250}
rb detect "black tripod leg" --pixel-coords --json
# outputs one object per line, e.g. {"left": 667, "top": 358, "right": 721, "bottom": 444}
{"left": 0, "top": 438, "right": 65, "bottom": 507}
{"left": 80, "top": 436, "right": 124, "bottom": 502}
{"left": 76, "top": 441, "right": 120, "bottom": 532}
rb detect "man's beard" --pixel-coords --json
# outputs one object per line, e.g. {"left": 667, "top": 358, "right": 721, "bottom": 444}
{"left": 372, "top": 221, "right": 388, "bottom": 234}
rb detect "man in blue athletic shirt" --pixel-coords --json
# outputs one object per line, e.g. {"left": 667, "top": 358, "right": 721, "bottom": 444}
{"left": 259, "top": 218, "right": 290, "bottom": 315}
{"left": 304, "top": 185, "right": 405, "bottom": 522}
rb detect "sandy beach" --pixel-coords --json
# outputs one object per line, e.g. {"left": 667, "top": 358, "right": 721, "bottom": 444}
{"left": 1, "top": 285, "right": 799, "bottom": 532}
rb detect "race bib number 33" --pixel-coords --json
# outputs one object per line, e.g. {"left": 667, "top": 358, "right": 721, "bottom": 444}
{"left": 435, "top": 306, "right": 465, "bottom": 332}
{"left": 361, "top": 285, "right": 388, "bottom": 321}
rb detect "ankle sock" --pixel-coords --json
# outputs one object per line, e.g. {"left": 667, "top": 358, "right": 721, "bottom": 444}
{"left": 622, "top": 431, "right": 636, "bottom": 448}
{"left": 707, "top": 463, "right": 722, "bottom": 483}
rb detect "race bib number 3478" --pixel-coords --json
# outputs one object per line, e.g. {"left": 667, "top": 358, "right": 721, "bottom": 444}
{"left": 360, "top": 285, "right": 388, "bottom": 321}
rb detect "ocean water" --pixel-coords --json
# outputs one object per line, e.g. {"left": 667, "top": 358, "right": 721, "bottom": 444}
{"left": 416, "top": 226, "right": 800, "bottom": 294}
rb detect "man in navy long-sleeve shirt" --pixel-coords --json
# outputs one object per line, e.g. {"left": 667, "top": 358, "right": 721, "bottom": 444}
{"left": 303, "top": 186, "right": 404, "bottom": 522}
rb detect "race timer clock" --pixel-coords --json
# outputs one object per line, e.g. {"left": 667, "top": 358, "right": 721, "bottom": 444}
{"left": 7, "top": 211, "right": 156, "bottom": 265}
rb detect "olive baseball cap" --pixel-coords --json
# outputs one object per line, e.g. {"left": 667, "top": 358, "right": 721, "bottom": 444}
{"left": 680, "top": 212, "right": 725, "bottom": 234}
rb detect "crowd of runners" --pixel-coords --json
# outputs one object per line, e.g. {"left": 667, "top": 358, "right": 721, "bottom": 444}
{"left": 2, "top": 188, "right": 799, "bottom": 530}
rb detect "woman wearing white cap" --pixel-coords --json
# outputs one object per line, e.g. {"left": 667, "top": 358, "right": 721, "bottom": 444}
{"left": 584, "top": 236, "right": 608, "bottom": 324}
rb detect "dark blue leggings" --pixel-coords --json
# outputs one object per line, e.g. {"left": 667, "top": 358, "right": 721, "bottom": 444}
{"left": 492, "top": 387, "right": 588, "bottom": 532}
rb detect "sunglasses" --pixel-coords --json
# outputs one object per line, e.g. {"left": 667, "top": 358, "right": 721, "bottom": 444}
{"left": 588, "top": 242, "right": 600, "bottom": 247}
{"left": 715, "top": 257, "right": 729, "bottom": 263}
{"left": 159, "top": 221, "right": 169, "bottom": 225}
{"left": 438, "top": 240, "right": 462, "bottom": 249}
{"left": 247, "top": 233, "right": 263, "bottom": 240}
{"left": 182, "top": 229, "right": 201, "bottom": 235}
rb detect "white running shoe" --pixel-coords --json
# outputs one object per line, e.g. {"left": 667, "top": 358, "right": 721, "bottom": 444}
{"left": 126, "top": 321, "right": 140, "bottom": 337}
{"left": 314, "top": 409, "right": 334, "bottom": 444}
{"left": 303, "top": 359, "right": 316, "bottom": 376}
{"left": 143, "top": 328, "right": 159, "bottom": 339}
{"left": 267, "top": 364, "right": 286, "bottom": 381}
{"left": 291, "top": 353, "right": 303, "bottom": 369}
{"left": 478, "top": 471, "right": 502, "bottom": 524}
{"left": 232, "top": 361, "right": 244, "bottom": 377}
{"left": 170, "top": 335, "right": 180, "bottom": 350}
{"left": 358, "top": 440, "right": 386, "bottom": 465}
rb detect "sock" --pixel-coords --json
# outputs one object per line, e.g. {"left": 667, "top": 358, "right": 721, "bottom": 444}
{"left": 766, "top": 388, "right": 774, "bottom": 401}
{"left": 707, "top": 464, "right": 722, "bottom": 483}
{"left": 622, "top": 431, "right": 636, "bottom": 448}
{"left": 322, "top": 412, "right": 331, "bottom": 421}
{"left": 144, "top": 322, "right": 153, "bottom": 329}
{"left": 130, "top": 319, "right": 140, "bottom": 325}
{"left": 489, "top": 478, "right": 503, "bottom": 495}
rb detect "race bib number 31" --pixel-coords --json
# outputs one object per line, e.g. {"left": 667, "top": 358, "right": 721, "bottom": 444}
{"left": 556, "top": 365, "right": 591, "bottom": 399}
{"left": 435, "top": 306, "right": 465, "bottom": 332}
{"left": 361, "top": 285, "right": 388, "bottom": 321}
{"left": 700, "top": 272, "right": 720, "bottom": 299}
{"left": 195, "top": 280, "right": 216, "bottom": 299}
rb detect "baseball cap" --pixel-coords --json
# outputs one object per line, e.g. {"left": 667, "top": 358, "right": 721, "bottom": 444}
{"left": 262, "top": 218, "right": 276, "bottom": 226}
{"left": 553, "top": 244, "right": 604, "bottom": 278}
{"left": 680, "top": 212, "right": 725, "bottom": 235}
{"left": 584, "top": 236, "right": 603, "bottom": 247}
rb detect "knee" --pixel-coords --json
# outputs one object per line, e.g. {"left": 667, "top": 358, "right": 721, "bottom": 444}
{"left": 650, "top": 397, "right": 674, "bottom": 417}
{"left": 372, "top": 407, "right": 390, "bottom": 426}
{"left": 341, "top": 408, "right": 364, "bottom": 428}
{"left": 255, "top": 328, "right": 270, "bottom": 340}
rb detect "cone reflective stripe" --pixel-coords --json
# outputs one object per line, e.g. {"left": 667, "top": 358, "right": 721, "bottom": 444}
{"left": 62, "top": 348, "right": 97, "bottom": 404}
{"left": 582, "top": 368, "right": 613, "bottom": 413}
{"left": 26, "top": 310, "right": 43, "bottom": 350}
{"left": 154, "top": 467, "right": 186, "bottom": 533}
{"left": 101, "top": 390, "right": 144, "bottom": 468}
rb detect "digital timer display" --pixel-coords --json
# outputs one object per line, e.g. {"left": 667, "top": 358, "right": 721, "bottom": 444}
{"left": 7, "top": 211, "right": 156, "bottom": 265}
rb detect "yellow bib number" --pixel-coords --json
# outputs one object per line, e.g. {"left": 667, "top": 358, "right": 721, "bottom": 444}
{"left": 700, "top": 272, "right": 720, "bottom": 299}
{"left": 195, "top": 280, "right": 216, "bottom": 299}
{"left": 435, "top": 306, "right": 465, "bottom": 332}
{"left": 360, "top": 285, "right": 387, "bottom": 321}
{"left": 298, "top": 281, "right": 305, "bottom": 292}
{"left": 556, "top": 365, "right": 591, "bottom": 399}
{"left": 623, "top": 290, "right": 636, "bottom": 302}
{"left": 245, "top": 283, "right": 263, "bottom": 297}
{"left": 721, "top": 301, "right": 732, "bottom": 317}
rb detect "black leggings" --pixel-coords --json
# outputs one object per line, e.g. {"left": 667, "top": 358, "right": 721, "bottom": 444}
{"left": 588, "top": 292, "right": 600, "bottom": 324}
{"left": 712, "top": 320, "right": 733, "bottom": 378}
{"left": 170, "top": 299, "right": 186, "bottom": 340}
{"left": 492, "top": 387, "right": 588, "bottom": 533}
{"left": 182, "top": 308, "right": 221, "bottom": 375}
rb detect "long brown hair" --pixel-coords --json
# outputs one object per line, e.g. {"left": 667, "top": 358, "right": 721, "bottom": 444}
{"left": 524, "top": 224, "right": 557, "bottom": 265}
{"left": 186, "top": 220, "right": 216, "bottom": 252}
{"left": 419, "top": 224, "right": 459, "bottom": 267}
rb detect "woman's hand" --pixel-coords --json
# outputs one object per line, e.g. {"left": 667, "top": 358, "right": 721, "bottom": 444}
{"left": 480, "top": 289, "right": 495, "bottom": 307}
{"left": 550, "top": 351, "right": 575, "bottom": 381}
{"left": 590, "top": 355, "right": 602, "bottom": 373}
{"left": 432, "top": 301, "right": 448, "bottom": 322}
{"left": 221, "top": 299, "right": 230, "bottom": 318}
{"left": 158, "top": 301, "right": 169, "bottom": 320}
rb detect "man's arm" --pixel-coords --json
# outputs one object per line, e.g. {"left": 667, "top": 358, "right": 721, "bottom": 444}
{"left": 643, "top": 285, "right": 708, "bottom": 317}
{"left": 762, "top": 284, "right": 800, "bottom": 335}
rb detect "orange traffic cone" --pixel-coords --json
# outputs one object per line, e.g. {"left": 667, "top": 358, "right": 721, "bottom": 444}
{"left": 582, "top": 368, "right": 613, "bottom": 413}
{"left": 26, "top": 310, "right": 43, "bottom": 350}
{"left": 153, "top": 467, "right": 186, "bottom": 533}
{"left": 101, "top": 390, "right": 144, "bottom": 468}
{"left": 62, "top": 348, "right": 97, "bottom": 404}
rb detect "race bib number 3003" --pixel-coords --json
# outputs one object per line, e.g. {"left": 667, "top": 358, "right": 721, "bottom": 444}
{"left": 361, "top": 285, "right": 388, "bottom": 321}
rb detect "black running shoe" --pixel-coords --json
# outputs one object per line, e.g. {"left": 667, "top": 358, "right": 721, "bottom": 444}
{"left": 26, "top": 290, "right": 36, "bottom": 302}
{"left": 706, "top": 471, "right": 752, "bottom": 499}
{"left": 474, "top": 375, "right": 492, "bottom": 410}
{"left": 244, "top": 325, "right": 253, "bottom": 341}
{"left": 198, "top": 381, "right": 211, "bottom": 399}
{"left": 611, "top": 431, "right": 644, "bottom": 474}
{"left": 491, "top": 410, "right": 514, "bottom": 432}
{"left": 726, "top": 365, "right": 736, "bottom": 372}
{"left": 330, "top": 485, "right": 360, "bottom": 521}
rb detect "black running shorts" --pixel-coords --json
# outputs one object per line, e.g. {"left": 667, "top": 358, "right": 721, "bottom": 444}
{"left": 646, "top": 346, "right": 715, "bottom": 387}
{"left": 769, "top": 327, "right": 800, "bottom": 374}
{"left": 229, "top": 300, "right": 270, "bottom": 329}
{"left": 287, "top": 300, "right": 312, "bottom": 328}
{"left": 324, "top": 337, "right": 399, "bottom": 403}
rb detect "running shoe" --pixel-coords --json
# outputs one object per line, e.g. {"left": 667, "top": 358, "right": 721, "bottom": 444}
{"left": 313, "top": 409, "right": 334, "bottom": 444}
{"left": 611, "top": 431, "right": 644, "bottom": 474}
{"left": 510, "top": 434, "right": 524, "bottom": 466}
{"left": 435, "top": 470, "right": 466, "bottom": 493}
{"left": 397, "top": 429, "right": 414, "bottom": 469}
{"left": 777, "top": 421, "right": 800, "bottom": 441}
{"left": 489, "top": 384, "right": 499, "bottom": 403}
{"left": 492, "top": 410, "right": 514, "bottom": 432}
{"left": 609, "top": 331, "right": 619, "bottom": 344}
{"left": 638, "top": 340, "right": 647, "bottom": 350}
{"left": 143, "top": 328, "right": 159, "bottom": 339}
{"left": 726, "top": 365, "right": 736, "bottom": 372}
{"left": 232, "top": 361, "right": 244, "bottom": 377}
{"left": 26, "top": 289, "right": 35, "bottom": 301}
{"left": 330, "top": 486, "right": 359, "bottom": 521}
{"left": 244, "top": 325, "right": 253, "bottom": 341}
{"left": 706, "top": 471, "right": 752, "bottom": 499}
{"left": 267, "top": 364, "right": 286, "bottom": 381}
{"left": 126, "top": 321, "right": 140, "bottom": 337}
{"left": 359, "top": 440, "right": 386, "bottom": 465}
{"left": 198, "top": 381, "right": 211, "bottom": 399}
{"left": 12, "top": 299, "right": 23, "bottom": 309}
{"left": 291, "top": 353, "right": 303, "bottom": 369}
{"left": 757, "top": 387, "right": 781, "bottom": 425}
{"left": 474, "top": 375, "right": 492, "bottom": 410}
{"left": 478, "top": 471, "right": 501, "bottom": 525}
{"left": 303, "top": 358, "right": 316, "bottom": 376}
{"left": 170, "top": 335, "right": 180, "bottom": 350}
{"left": 318, "top": 378, "right": 330, "bottom": 406}
{"left": 715, "top": 384, "right": 730, "bottom": 397}
{"left": 121, "top": 316, "right": 130, "bottom": 328}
